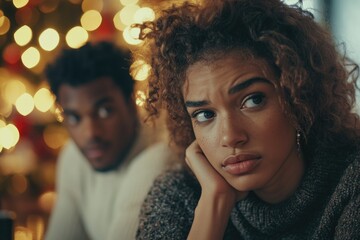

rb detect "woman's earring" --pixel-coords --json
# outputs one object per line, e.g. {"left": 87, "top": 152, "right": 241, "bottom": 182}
{"left": 296, "top": 130, "right": 301, "bottom": 153}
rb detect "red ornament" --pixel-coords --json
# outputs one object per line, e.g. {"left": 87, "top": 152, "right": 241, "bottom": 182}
{"left": 12, "top": 114, "right": 32, "bottom": 138}
{"left": 93, "top": 14, "right": 116, "bottom": 40}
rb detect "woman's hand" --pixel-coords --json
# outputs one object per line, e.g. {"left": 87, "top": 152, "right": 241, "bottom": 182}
{"left": 185, "top": 140, "right": 247, "bottom": 201}
{"left": 185, "top": 140, "right": 247, "bottom": 240}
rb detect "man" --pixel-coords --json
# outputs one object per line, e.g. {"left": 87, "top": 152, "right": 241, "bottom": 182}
{"left": 44, "top": 41, "right": 174, "bottom": 240}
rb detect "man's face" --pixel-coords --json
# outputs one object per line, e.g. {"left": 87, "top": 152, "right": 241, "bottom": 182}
{"left": 58, "top": 77, "right": 138, "bottom": 172}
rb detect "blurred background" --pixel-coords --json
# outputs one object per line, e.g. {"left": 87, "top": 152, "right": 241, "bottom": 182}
{"left": 0, "top": 0, "right": 359, "bottom": 239}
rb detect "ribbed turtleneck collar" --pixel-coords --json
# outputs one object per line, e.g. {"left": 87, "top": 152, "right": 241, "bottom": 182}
{"left": 230, "top": 147, "right": 354, "bottom": 237}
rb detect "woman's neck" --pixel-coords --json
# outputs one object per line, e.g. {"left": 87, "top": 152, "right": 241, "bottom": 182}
{"left": 254, "top": 151, "right": 305, "bottom": 204}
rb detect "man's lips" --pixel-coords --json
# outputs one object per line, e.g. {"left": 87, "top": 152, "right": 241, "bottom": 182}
{"left": 83, "top": 143, "right": 108, "bottom": 160}
{"left": 222, "top": 153, "right": 261, "bottom": 175}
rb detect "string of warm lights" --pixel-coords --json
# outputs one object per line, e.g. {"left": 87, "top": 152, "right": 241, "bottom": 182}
{"left": 0, "top": 0, "right": 156, "bottom": 154}
{"left": 0, "top": 1, "right": 158, "bottom": 239}
{"left": 1, "top": 0, "right": 155, "bottom": 67}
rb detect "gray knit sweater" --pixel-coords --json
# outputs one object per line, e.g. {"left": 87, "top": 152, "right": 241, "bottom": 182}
{"left": 136, "top": 146, "right": 360, "bottom": 239}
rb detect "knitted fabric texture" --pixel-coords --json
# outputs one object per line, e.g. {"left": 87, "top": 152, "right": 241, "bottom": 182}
{"left": 136, "top": 146, "right": 360, "bottom": 240}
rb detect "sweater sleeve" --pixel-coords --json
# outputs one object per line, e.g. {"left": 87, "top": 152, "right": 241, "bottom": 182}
{"left": 335, "top": 194, "right": 360, "bottom": 240}
{"left": 136, "top": 166, "right": 200, "bottom": 240}
{"left": 106, "top": 142, "right": 177, "bottom": 240}
{"left": 45, "top": 142, "right": 89, "bottom": 240}
{"left": 334, "top": 154, "right": 360, "bottom": 240}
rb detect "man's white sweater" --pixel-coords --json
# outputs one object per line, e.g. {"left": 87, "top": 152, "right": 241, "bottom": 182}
{"left": 45, "top": 127, "right": 176, "bottom": 240}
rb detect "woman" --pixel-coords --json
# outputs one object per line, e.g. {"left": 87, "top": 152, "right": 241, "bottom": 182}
{"left": 134, "top": 0, "right": 360, "bottom": 239}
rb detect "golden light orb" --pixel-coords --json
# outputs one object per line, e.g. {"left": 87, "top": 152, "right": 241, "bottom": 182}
{"left": 34, "top": 88, "right": 55, "bottom": 112}
{"left": 21, "top": 47, "right": 41, "bottom": 68}
{"left": 66, "top": 26, "right": 88, "bottom": 49}
{"left": 81, "top": 10, "right": 102, "bottom": 31}
{"left": 14, "top": 25, "right": 32, "bottom": 46}
{"left": 39, "top": 28, "right": 60, "bottom": 51}
{"left": 15, "top": 93, "right": 35, "bottom": 116}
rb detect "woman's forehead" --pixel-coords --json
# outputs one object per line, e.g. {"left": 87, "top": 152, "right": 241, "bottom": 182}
{"left": 185, "top": 51, "right": 275, "bottom": 80}
{"left": 182, "top": 52, "right": 277, "bottom": 98}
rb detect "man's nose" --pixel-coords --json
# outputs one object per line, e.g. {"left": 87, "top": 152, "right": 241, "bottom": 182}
{"left": 82, "top": 117, "right": 102, "bottom": 140}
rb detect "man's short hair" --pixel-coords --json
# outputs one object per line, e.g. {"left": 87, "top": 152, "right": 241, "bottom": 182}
{"left": 45, "top": 41, "right": 134, "bottom": 101}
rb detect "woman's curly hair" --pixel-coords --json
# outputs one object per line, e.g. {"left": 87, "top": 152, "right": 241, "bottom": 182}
{"left": 133, "top": 0, "right": 360, "bottom": 155}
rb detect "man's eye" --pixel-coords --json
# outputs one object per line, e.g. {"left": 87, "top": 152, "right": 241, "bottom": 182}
{"left": 192, "top": 110, "right": 215, "bottom": 123}
{"left": 242, "top": 93, "right": 265, "bottom": 109}
{"left": 98, "top": 107, "right": 111, "bottom": 119}
{"left": 65, "top": 114, "right": 80, "bottom": 126}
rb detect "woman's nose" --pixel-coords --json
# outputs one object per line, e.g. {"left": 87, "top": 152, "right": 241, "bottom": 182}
{"left": 220, "top": 114, "right": 248, "bottom": 148}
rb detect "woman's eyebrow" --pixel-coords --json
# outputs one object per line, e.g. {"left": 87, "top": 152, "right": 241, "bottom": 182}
{"left": 228, "top": 77, "right": 271, "bottom": 95}
{"left": 185, "top": 100, "right": 209, "bottom": 108}
{"left": 185, "top": 77, "right": 271, "bottom": 108}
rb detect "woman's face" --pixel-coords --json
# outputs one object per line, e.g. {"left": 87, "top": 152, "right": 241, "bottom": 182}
{"left": 182, "top": 52, "right": 303, "bottom": 199}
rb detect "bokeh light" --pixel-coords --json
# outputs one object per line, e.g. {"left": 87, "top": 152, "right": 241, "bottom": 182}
{"left": 0, "top": 15, "right": 11, "bottom": 35}
{"left": 0, "top": 123, "right": 20, "bottom": 150}
{"left": 131, "top": 60, "right": 151, "bottom": 81}
{"left": 2, "top": 79, "right": 26, "bottom": 105}
{"left": 14, "top": 226, "right": 33, "bottom": 240}
{"left": 13, "top": 0, "right": 29, "bottom": 8}
{"left": 10, "top": 174, "right": 28, "bottom": 195}
{"left": 81, "top": 10, "right": 102, "bottom": 31}
{"left": 34, "top": 88, "right": 55, "bottom": 112}
{"left": 39, "top": 28, "right": 60, "bottom": 51}
{"left": 0, "top": 104, "right": 13, "bottom": 119}
{"left": 38, "top": 191, "right": 56, "bottom": 213}
{"left": 123, "top": 26, "right": 142, "bottom": 45}
{"left": 43, "top": 124, "right": 68, "bottom": 149}
{"left": 113, "top": 11, "right": 126, "bottom": 31}
{"left": 14, "top": 25, "right": 33, "bottom": 46}
{"left": 0, "top": 119, "right": 7, "bottom": 152}
{"left": 53, "top": 106, "right": 64, "bottom": 123}
{"left": 135, "top": 90, "right": 146, "bottom": 107}
{"left": 66, "top": 26, "right": 88, "bottom": 49}
{"left": 120, "top": 4, "right": 140, "bottom": 26}
{"left": 0, "top": 119, "right": 5, "bottom": 128}
{"left": 21, "top": 47, "right": 41, "bottom": 69}
{"left": 15, "top": 93, "right": 35, "bottom": 116}
{"left": 26, "top": 215, "right": 45, "bottom": 240}
{"left": 120, "top": 0, "right": 139, "bottom": 6}
{"left": 133, "top": 7, "right": 155, "bottom": 23}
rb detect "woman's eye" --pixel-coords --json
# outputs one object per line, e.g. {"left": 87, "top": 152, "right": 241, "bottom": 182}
{"left": 242, "top": 93, "right": 265, "bottom": 109}
{"left": 98, "top": 107, "right": 111, "bottom": 118}
{"left": 192, "top": 110, "right": 215, "bottom": 123}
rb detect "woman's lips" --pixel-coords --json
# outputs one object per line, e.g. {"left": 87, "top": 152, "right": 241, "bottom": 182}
{"left": 222, "top": 153, "right": 261, "bottom": 175}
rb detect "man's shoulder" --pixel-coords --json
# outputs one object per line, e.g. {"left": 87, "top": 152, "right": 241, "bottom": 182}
{"left": 139, "top": 141, "right": 175, "bottom": 158}
{"left": 59, "top": 140, "right": 81, "bottom": 158}
{"left": 129, "top": 141, "right": 179, "bottom": 169}
{"left": 57, "top": 140, "right": 90, "bottom": 173}
{"left": 151, "top": 165, "right": 200, "bottom": 196}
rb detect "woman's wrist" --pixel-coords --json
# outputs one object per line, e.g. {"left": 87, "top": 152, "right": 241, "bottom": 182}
{"left": 187, "top": 192, "right": 236, "bottom": 240}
